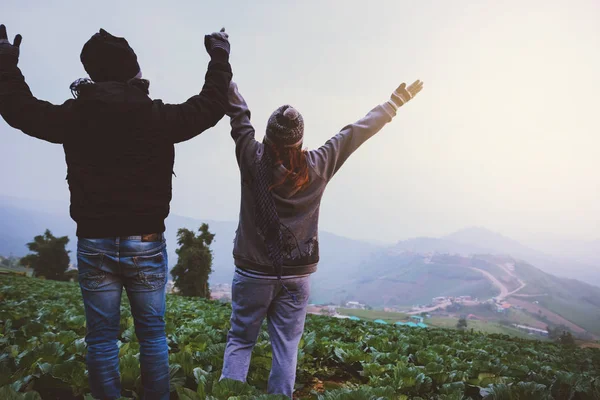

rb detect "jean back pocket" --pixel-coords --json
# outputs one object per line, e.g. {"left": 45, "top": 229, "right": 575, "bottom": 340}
{"left": 130, "top": 251, "right": 167, "bottom": 291}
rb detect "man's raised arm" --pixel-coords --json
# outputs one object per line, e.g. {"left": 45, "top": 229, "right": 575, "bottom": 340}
{"left": 0, "top": 24, "right": 72, "bottom": 144}
{"left": 155, "top": 28, "right": 233, "bottom": 144}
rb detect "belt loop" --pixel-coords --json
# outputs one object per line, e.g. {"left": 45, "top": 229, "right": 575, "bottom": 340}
{"left": 116, "top": 237, "right": 120, "bottom": 246}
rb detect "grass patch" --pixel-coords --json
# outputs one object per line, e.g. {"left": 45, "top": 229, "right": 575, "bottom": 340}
{"left": 0, "top": 267, "right": 28, "bottom": 276}
{"left": 336, "top": 308, "right": 407, "bottom": 322}
{"left": 428, "top": 317, "right": 544, "bottom": 340}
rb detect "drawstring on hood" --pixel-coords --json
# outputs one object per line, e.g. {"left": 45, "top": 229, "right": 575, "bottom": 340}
{"left": 69, "top": 77, "right": 150, "bottom": 99}
{"left": 69, "top": 78, "right": 94, "bottom": 98}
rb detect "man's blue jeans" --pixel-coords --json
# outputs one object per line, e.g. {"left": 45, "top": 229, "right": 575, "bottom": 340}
{"left": 221, "top": 271, "right": 311, "bottom": 398}
{"left": 77, "top": 236, "right": 169, "bottom": 400}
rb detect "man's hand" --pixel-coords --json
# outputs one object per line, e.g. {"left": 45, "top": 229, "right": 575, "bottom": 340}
{"left": 390, "top": 80, "right": 424, "bottom": 109}
{"left": 204, "top": 27, "right": 230, "bottom": 58}
{"left": 0, "top": 24, "right": 22, "bottom": 64}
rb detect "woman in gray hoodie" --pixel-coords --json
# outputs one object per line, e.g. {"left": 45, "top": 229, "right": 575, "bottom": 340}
{"left": 221, "top": 79, "right": 423, "bottom": 397}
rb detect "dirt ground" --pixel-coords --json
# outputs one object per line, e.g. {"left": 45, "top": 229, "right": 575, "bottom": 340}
{"left": 508, "top": 297, "right": 586, "bottom": 333}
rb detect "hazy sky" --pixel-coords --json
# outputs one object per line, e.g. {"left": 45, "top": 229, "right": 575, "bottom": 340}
{"left": 1, "top": 0, "right": 599, "bottom": 244}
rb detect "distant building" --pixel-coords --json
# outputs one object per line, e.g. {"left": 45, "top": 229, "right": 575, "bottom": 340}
{"left": 332, "top": 314, "right": 352, "bottom": 319}
{"left": 165, "top": 281, "right": 178, "bottom": 294}
{"left": 432, "top": 297, "right": 447, "bottom": 304}
{"left": 210, "top": 283, "right": 232, "bottom": 300}
{"left": 345, "top": 301, "right": 366, "bottom": 310}
{"left": 513, "top": 324, "right": 548, "bottom": 336}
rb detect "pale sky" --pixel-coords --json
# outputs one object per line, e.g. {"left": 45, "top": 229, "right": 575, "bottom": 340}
{"left": 1, "top": 0, "right": 599, "bottom": 244}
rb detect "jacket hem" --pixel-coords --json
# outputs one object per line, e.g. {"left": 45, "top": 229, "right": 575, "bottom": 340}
{"left": 233, "top": 255, "right": 318, "bottom": 276}
{"left": 76, "top": 218, "right": 166, "bottom": 238}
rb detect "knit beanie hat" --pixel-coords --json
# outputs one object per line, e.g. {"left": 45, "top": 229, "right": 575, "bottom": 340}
{"left": 265, "top": 105, "right": 304, "bottom": 147}
{"left": 80, "top": 29, "right": 140, "bottom": 82}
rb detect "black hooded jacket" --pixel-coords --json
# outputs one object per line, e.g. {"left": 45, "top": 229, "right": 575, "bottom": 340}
{"left": 0, "top": 52, "right": 232, "bottom": 237}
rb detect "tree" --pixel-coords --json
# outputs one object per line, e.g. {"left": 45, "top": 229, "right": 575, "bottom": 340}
{"left": 548, "top": 325, "right": 577, "bottom": 346}
{"left": 557, "top": 331, "right": 576, "bottom": 347}
{"left": 19, "top": 230, "right": 70, "bottom": 280}
{"left": 170, "top": 224, "right": 215, "bottom": 298}
{"left": 457, "top": 317, "right": 468, "bottom": 330}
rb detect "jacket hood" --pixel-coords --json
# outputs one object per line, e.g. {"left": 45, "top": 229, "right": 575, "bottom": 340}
{"left": 71, "top": 79, "right": 151, "bottom": 114}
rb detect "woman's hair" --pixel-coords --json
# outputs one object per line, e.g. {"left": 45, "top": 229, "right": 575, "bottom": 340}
{"left": 266, "top": 142, "right": 310, "bottom": 191}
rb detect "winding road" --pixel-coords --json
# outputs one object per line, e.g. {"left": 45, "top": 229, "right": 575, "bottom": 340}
{"left": 469, "top": 265, "right": 527, "bottom": 301}
{"left": 407, "top": 262, "right": 528, "bottom": 315}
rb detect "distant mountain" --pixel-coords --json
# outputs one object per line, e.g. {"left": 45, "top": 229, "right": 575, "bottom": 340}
{"left": 0, "top": 196, "right": 75, "bottom": 257}
{"left": 391, "top": 227, "right": 600, "bottom": 287}
{"left": 444, "top": 227, "right": 538, "bottom": 257}
{"left": 0, "top": 196, "right": 379, "bottom": 287}
{"left": 312, "top": 251, "right": 500, "bottom": 306}
{"left": 523, "top": 234, "right": 600, "bottom": 267}
{"left": 394, "top": 236, "right": 491, "bottom": 255}
{"left": 444, "top": 227, "right": 600, "bottom": 287}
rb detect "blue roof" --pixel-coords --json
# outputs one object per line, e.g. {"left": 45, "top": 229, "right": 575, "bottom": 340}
{"left": 348, "top": 316, "right": 361, "bottom": 321}
{"left": 395, "top": 321, "right": 407, "bottom": 325}
{"left": 417, "top": 323, "right": 428, "bottom": 328}
{"left": 373, "top": 319, "right": 388, "bottom": 324}
{"left": 406, "top": 322, "right": 418, "bottom": 327}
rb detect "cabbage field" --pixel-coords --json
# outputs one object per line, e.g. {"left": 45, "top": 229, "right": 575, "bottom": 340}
{"left": 1, "top": 275, "right": 600, "bottom": 399}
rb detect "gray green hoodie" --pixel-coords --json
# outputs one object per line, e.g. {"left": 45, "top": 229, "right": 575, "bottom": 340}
{"left": 227, "top": 82, "right": 397, "bottom": 276}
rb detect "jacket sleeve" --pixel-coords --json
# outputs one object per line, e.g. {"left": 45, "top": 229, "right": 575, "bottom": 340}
{"left": 307, "top": 103, "right": 397, "bottom": 181}
{"left": 154, "top": 52, "right": 233, "bottom": 144}
{"left": 0, "top": 64, "right": 73, "bottom": 144}
{"left": 227, "top": 82, "right": 259, "bottom": 169}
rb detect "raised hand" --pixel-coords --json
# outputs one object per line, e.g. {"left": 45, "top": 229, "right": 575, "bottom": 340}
{"left": 204, "top": 27, "right": 230, "bottom": 57}
{"left": 390, "top": 80, "right": 424, "bottom": 109}
{"left": 0, "top": 24, "right": 22, "bottom": 64}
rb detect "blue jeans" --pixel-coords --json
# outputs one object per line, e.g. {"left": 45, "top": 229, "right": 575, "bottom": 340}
{"left": 77, "top": 236, "right": 169, "bottom": 400}
{"left": 221, "top": 271, "right": 311, "bottom": 398}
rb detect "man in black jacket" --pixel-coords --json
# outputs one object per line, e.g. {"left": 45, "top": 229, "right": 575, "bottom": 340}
{"left": 0, "top": 24, "right": 232, "bottom": 400}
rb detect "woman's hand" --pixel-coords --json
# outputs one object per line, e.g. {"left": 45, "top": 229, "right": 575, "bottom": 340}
{"left": 390, "top": 80, "right": 423, "bottom": 109}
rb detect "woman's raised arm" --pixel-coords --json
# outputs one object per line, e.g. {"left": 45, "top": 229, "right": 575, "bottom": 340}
{"left": 309, "top": 80, "right": 424, "bottom": 181}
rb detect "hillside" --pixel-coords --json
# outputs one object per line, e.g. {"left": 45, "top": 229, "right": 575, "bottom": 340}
{"left": 2, "top": 275, "right": 600, "bottom": 399}
{"left": 445, "top": 227, "right": 600, "bottom": 287}
{"left": 317, "top": 250, "right": 600, "bottom": 337}
{"left": 509, "top": 259, "right": 600, "bottom": 336}
{"left": 2, "top": 197, "right": 599, "bottom": 337}
{"left": 310, "top": 252, "right": 500, "bottom": 306}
